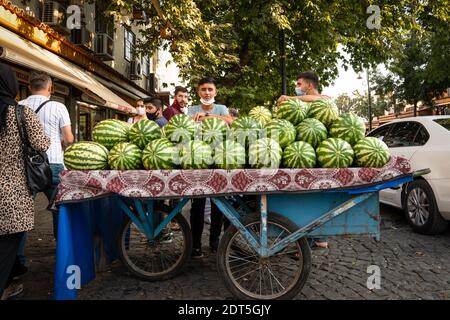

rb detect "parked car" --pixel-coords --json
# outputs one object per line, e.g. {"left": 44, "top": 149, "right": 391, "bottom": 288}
{"left": 367, "top": 116, "right": 450, "bottom": 235}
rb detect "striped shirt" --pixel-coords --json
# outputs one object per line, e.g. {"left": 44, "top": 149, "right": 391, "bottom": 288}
{"left": 19, "top": 95, "right": 71, "bottom": 164}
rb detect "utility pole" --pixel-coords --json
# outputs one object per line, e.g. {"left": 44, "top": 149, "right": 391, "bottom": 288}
{"left": 279, "top": 29, "right": 287, "bottom": 95}
{"left": 367, "top": 69, "right": 372, "bottom": 131}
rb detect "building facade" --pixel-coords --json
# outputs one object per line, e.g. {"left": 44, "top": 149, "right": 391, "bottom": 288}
{"left": 0, "top": 0, "right": 164, "bottom": 141}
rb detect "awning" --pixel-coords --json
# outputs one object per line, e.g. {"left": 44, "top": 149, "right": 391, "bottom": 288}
{"left": 0, "top": 26, "right": 136, "bottom": 114}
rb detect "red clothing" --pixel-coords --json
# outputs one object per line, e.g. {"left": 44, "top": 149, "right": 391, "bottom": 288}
{"left": 163, "top": 101, "right": 183, "bottom": 121}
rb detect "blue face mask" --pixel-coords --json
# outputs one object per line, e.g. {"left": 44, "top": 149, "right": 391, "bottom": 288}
{"left": 295, "top": 87, "right": 306, "bottom": 96}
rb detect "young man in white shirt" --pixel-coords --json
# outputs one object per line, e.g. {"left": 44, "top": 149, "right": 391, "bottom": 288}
{"left": 187, "top": 77, "right": 233, "bottom": 257}
{"left": 16, "top": 71, "right": 74, "bottom": 271}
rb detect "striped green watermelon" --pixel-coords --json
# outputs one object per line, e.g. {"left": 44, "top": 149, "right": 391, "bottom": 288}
{"left": 275, "top": 99, "right": 308, "bottom": 126}
{"left": 316, "top": 138, "right": 354, "bottom": 168}
{"left": 64, "top": 141, "right": 109, "bottom": 170}
{"left": 142, "top": 138, "right": 177, "bottom": 170}
{"left": 265, "top": 119, "right": 296, "bottom": 148}
{"left": 330, "top": 113, "right": 366, "bottom": 146}
{"left": 201, "top": 117, "right": 229, "bottom": 145}
{"left": 248, "top": 138, "right": 282, "bottom": 169}
{"left": 231, "top": 116, "right": 262, "bottom": 147}
{"left": 282, "top": 141, "right": 316, "bottom": 168}
{"left": 353, "top": 137, "right": 390, "bottom": 168}
{"left": 164, "top": 114, "right": 197, "bottom": 143}
{"left": 248, "top": 106, "right": 272, "bottom": 127}
{"left": 92, "top": 119, "right": 129, "bottom": 149}
{"left": 214, "top": 140, "right": 246, "bottom": 169}
{"left": 128, "top": 119, "right": 161, "bottom": 149}
{"left": 308, "top": 99, "right": 339, "bottom": 127}
{"left": 108, "top": 142, "right": 142, "bottom": 170}
{"left": 179, "top": 140, "right": 213, "bottom": 169}
{"left": 295, "top": 118, "right": 328, "bottom": 148}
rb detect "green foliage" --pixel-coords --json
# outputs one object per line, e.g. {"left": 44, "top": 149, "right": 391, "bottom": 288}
{"left": 102, "top": 0, "right": 449, "bottom": 114}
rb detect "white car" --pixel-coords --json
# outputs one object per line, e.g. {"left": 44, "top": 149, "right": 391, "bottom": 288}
{"left": 367, "top": 116, "right": 450, "bottom": 235}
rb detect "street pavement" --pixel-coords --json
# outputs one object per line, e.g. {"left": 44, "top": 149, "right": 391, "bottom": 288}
{"left": 16, "top": 193, "right": 450, "bottom": 300}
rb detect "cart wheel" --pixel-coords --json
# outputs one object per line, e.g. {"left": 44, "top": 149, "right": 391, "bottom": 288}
{"left": 218, "top": 212, "right": 311, "bottom": 300}
{"left": 117, "top": 209, "right": 192, "bottom": 281}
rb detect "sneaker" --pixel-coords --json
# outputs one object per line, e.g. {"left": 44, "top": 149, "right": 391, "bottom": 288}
{"left": 11, "top": 262, "right": 28, "bottom": 280}
{"left": 1, "top": 283, "right": 23, "bottom": 300}
{"left": 191, "top": 248, "right": 204, "bottom": 259}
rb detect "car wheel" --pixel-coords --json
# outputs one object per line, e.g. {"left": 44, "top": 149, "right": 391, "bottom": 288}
{"left": 403, "top": 180, "right": 448, "bottom": 235}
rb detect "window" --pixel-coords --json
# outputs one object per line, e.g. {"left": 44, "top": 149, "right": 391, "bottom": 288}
{"left": 142, "top": 55, "right": 150, "bottom": 76}
{"left": 367, "top": 124, "right": 393, "bottom": 142}
{"left": 124, "top": 29, "right": 135, "bottom": 62}
{"left": 434, "top": 118, "right": 450, "bottom": 131}
{"left": 383, "top": 122, "right": 423, "bottom": 148}
{"left": 414, "top": 126, "right": 430, "bottom": 146}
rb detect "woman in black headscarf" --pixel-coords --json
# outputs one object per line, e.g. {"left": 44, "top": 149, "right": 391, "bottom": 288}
{"left": 0, "top": 63, "right": 49, "bottom": 299}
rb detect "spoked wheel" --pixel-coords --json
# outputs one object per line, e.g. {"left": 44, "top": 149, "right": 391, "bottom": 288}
{"left": 218, "top": 212, "right": 311, "bottom": 300}
{"left": 117, "top": 210, "right": 192, "bottom": 281}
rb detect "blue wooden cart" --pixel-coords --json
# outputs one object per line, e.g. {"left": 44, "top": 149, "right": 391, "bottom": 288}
{"left": 53, "top": 169, "right": 427, "bottom": 300}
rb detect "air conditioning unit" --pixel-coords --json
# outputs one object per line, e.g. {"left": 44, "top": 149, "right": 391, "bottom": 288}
{"left": 71, "top": 28, "right": 94, "bottom": 51}
{"left": 94, "top": 33, "right": 114, "bottom": 61}
{"left": 42, "top": 1, "right": 70, "bottom": 35}
{"left": 130, "top": 60, "right": 143, "bottom": 80}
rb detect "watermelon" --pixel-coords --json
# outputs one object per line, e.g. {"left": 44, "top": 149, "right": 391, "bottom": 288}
{"left": 248, "top": 138, "right": 282, "bottom": 169}
{"left": 231, "top": 116, "right": 262, "bottom": 147}
{"left": 64, "top": 141, "right": 109, "bottom": 170}
{"left": 142, "top": 138, "right": 177, "bottom": 170}
{"left": 179, "top": 140, "right": 213, "bottom": 169}
{"left": 275, "top": 99, "right": 308, "bottom": 126}
{"left": 329, "top": 113, "right": 366, "bottom": 146}
{"left": 128, "top": 119, "right": 161, "bottom": 149}
{"left": 295, "top": 118, "right": 328, "bottom": 148}
{"left": 108, "top": 142, "right": 142, "bottom": 170}
{"left": 307, "top": 99, "right": 339, "bottom": 127}
{"left": 201, "top": 117, "right": 229, "bottom": 145}
{"left": 353, "top": 137, "right": 390, "bottom": 168}
{"left": 316, "top": 138, "right": 354, "bottom": 168}
{"left": 213, "top": 140, "right": 246, "bottom": 169}
{"left": 164, "top": 114, "right": 197, "bottom": 143}
{"left": 248, "top": 106, "right": 272, "bottom": 126}
{"left": 265, "top": 119, "right": 296, "bottom": 149}
{"left": 92, "top": 119, "right": 129, "bottom": 149}
{"left": 282, "top": 141, "right": 316, "bottom": 168}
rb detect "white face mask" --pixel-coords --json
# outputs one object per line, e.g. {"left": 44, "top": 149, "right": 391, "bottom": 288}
{"left": 200, "top": 97, "right": 215, "bottom": 106}
{"left": 136, "top": 107, "right": 145, "bottom": 115}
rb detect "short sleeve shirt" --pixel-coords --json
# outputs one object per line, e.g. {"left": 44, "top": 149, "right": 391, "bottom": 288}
{"left": 19, "top": 95, "right": 71, "bottom": 164}
{"left": 187, "top": 104, "right": 229, "bottom": 116}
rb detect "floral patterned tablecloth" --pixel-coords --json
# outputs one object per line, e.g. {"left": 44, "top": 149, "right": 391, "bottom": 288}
{"left": 55, "top": 156, "right": 411, "bottom": 204}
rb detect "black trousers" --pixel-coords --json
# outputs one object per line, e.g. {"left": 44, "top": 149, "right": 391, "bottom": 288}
{"left": 190, "top": 198, "right": 223, "bottom": 250}
{"left": 0, "top": 232, "right": 23, "bottom": 297}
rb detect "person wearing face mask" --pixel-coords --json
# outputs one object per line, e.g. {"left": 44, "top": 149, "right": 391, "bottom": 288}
{"left": 128, "top": 99, "right": 147, "bottom": 124}
{"left": 144, "top": 97, "right": 168, "bottom": 128}
{"left": 277, "top": 71, "right": 330, "bottom": 250}
{"left": 186, "top": 78, "right": 234, "bottom": 258}
{"left": 188, "top": 77, "right": 234, "bottom": 125}
{"left": 163, "top": 86, "right": 189, "bottom": 121}
{"left": 277, "top": 71, "right": 331, "bottom": 104}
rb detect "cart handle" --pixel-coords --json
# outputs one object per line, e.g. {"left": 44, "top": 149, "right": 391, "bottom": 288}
{"left": 413, "top": 168, "right": 431, "bottom": 177}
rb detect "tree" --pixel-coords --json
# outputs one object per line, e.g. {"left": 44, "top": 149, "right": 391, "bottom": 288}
{"left": 101, "top": 0, "right": 449, "bottom": 114}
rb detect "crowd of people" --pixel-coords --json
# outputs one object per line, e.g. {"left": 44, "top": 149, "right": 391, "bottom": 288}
{"left": 0, "top": 62, "right": 330, "bottom": 299}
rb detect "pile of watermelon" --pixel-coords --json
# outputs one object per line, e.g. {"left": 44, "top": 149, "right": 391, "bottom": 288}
{"left": 64, "top": 100, "right": 390, "bottom": 170}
